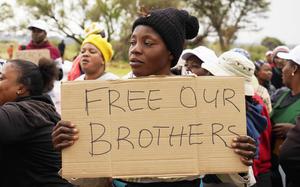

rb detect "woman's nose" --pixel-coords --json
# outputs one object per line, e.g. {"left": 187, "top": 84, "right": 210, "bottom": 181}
{"left": 130, "top": 42, "right": 142, "bottom": 54}
{"left": 82, "top": 51, "right": 90, "bottom": 57}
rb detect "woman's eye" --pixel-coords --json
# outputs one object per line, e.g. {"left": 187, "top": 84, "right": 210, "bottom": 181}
{"left": 89, "top": 50, "right": 97, "bottom": 54}
{"left": 144, "top": 41, "right": 153, "bottom": 46}
{"left": 129, "top": 40, "right": 136, "bottom": 46}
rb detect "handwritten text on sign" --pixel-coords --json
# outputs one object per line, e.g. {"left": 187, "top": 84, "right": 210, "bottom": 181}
{"left": 61, "top": 76, "right": 247, "bottom": 178}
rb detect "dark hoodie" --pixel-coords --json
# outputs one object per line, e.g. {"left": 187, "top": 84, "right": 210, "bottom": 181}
{"left": 0, "top": 95, "right": 72, "bottom": 187}
{"left": 280, "top": 116, "right": 300, "bottom": 187}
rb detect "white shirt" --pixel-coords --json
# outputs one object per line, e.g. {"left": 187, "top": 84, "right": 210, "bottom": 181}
{"left": 75, "top": 72, "right": 119, "bottom": 81}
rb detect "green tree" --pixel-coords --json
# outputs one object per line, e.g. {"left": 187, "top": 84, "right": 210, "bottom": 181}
{"left": 185, "top": 0, "right": 270, "bottom": 51}
{"left": 247, "top": 45, "right": 268, "bottom": 61}
{"left": 261, "top": 37, "right": 285, "bottom": 50}
{"left": 17, "top": 0, "right": 128, "bottom": 44}
{"left": 86, "top": 0, "right": 127, "bottom": 42}
{"left": 0, "top": 3, "right": 15, "bottom": 33}
{"left": 17, "top": 0, "right": 89, "bottom": 44}
{"left": 0, "top": 3, "right": 14, "bottom": 21}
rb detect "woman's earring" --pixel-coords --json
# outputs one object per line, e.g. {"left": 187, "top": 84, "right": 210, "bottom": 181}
{"left": 292, "top": 72, "right": 295, "bottom": 76}
{"left": 16, "top": 91, "right": 21, "bottom": 95}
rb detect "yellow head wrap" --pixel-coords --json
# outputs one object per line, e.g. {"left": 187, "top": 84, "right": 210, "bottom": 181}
{"left": 81, "top": 34, "right": 114, "bottom": 63}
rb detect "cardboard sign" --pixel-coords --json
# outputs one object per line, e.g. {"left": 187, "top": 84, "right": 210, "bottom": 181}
{"left": 15, "top": 49, "right": 50, "bottom": 64}
{"left": 61, "top": 76, "right": 247, "bottom": 179}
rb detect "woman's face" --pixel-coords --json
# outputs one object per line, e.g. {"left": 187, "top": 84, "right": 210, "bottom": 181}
{"left": 274, "top": 55, "right": 287, "bottom": 69}
{"left": 282, "top": 61, "right": 297, "bottom": 88}
{"left": 185, "top": 55, "right": 209, "bottom": 76}
{"left": 0, "top": 63, "right": 22, "bottom": 105}
{"left": 128, "top": 25, "right": 173, "bottom": 77}
{"left": 80, "top": 43, "right": 105, "bottom": 78}
{"left": 257, "top": 63, "right": 273, "bottom": 82}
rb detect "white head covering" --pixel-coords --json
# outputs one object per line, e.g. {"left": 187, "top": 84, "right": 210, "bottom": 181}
{"left": 202, "top": 51, "right": 255, "bottom": 96}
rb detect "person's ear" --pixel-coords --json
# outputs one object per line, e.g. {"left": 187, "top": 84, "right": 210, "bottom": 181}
{"left": 16, "top": 84, "right": 28, "bottom": 96}
{"left": 293, "top": 65, "right": 298, "bottom": 73}
{"left": 292, "top": 64, "right": 298, "bottom": 76}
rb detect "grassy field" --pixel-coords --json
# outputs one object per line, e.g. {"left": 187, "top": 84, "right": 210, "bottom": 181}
{"left": 0, "top": 41, "right": 131, "bottom": 77}
{"left": 106, "top": 62, "right": 131, "bottom": 77}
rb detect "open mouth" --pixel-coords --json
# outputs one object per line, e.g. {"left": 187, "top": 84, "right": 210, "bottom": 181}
{"left": 81, "top": 59, "right": 89, "bottom": 65}
{"left": 129, "top": 61, "right": 143, "bottom": 66}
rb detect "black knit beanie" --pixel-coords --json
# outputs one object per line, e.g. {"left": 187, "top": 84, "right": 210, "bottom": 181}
{"left": 132, "top": 8, "right": 199, "bottom": 67}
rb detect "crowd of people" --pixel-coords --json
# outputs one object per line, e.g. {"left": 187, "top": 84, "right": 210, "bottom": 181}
{"left": 0, "top": 6, "right": 299, "bottom": 187}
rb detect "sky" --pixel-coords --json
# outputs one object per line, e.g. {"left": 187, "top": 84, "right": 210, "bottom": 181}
{"left": 2, "top": 0, "right": 300, "bottom": 46}
{"left": 237, "top": 0, "right": 300, "bottom": 46}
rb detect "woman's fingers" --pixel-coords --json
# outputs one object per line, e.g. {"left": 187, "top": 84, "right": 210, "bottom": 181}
{"left": 232, "top": 136, "right": 256, "bottom": 166}
{"left": 52, "top": 120, "right": 79, "bottom": 151}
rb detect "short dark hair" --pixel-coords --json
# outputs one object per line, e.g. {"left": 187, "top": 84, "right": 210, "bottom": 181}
{"left": 9, "top": 58, "right": 58, "bottom": 95}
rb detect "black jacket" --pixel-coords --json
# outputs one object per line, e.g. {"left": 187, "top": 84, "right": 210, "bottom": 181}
{"left": 0, "top": 95, "right": 72, "bottom": 187}
{"left": 280, "top": 116, "right": 300, "bottom": 187}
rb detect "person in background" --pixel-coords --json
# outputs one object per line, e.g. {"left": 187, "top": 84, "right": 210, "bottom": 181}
{"left": 52, "top": 24, "right": 118, "bottom": 187}
{"left": 181, "top": 46, "right": 218, "bottom": 76}
{"left": 25, "top": 20, "right": 61, "bottom": 60}
{"left": 254, "top": 60, "right": 275, "bottom": 96}
{"left": 279, "top": 116, "right": 300, "bottom": 187}
{"left": 270, "top": 46, "right": 289, "bottom": 89}
{"left": 52, "top": 8, "right": 256, "bottom": 187}
{"left": 67, "top": 23, "right": 106, "bottom": 81}
{"left": 50, "top": 27, "right": 119, "bottom": 115}
{"left": 230, "top": 48, "right": 272, "bottom": 113}
{"left": 58, "top": 39, "right": 66, "bottom": 58}
{"left": 270, "top": 45, "right": 300, "bottom": 187}
{"left": 265, "top": 51, "right": 273, "bottom": 65}
{"left": 254, "top": 60, "right": 275, "bottom": 113}
{"left": 202, "top": 51, "right": 272, "bottom": 187}
{"left": 230, "top": 48, "right": 251, "bottom": 59}
{"left": 0, "top": 58, "right": 73, "bottom": 187}
{"left": 25, "top": 20, "right": 63, "bottom": 111}
{"left": 6, "top": 44, "right": 14, "bottom": 59}
{"left": 75, "top": 31, "right": 118, "bottom": 81}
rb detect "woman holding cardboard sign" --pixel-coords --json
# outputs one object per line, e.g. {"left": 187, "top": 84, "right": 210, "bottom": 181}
{"left": 0, "top": 58, "right": 72, "bottom": 187}
{"left": 52, "top": 7, "right": 256, "bottom": 187}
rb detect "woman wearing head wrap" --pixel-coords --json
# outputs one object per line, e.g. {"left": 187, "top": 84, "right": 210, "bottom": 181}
{"left": 67, "top": 24, "right": 116, "bottom": 81}
{"left": 75, "top": 33, "right": 119, "bottom": 81}
{"left": 52, "top": 8, "right": 256, "bottom": 187}
{"left": 52, "top": 29, "right": 119, "bottom": 115}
